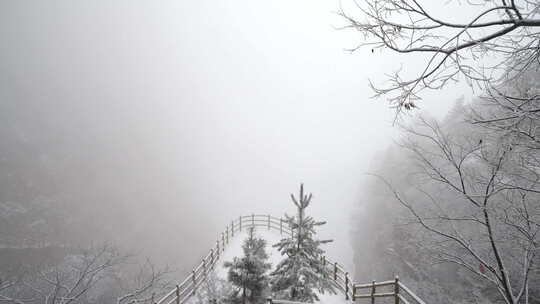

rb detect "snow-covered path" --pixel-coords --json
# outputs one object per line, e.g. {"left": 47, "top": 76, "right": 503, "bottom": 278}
{"left": 215, "top": 228, "right": 348, "bottom": 304}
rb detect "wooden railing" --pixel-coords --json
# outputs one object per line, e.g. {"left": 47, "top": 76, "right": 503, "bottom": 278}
{"left": 352, "top": 278, "right": 426, "bottom": 304}
{"left": 155, "top": 214, "right": 426, "bottom": 304}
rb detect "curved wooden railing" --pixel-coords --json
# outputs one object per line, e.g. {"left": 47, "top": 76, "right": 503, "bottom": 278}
{"left": 156, "top": 215, "right": 426, "bottom": 304}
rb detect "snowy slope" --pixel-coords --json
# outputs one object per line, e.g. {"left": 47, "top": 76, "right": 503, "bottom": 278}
{"left": 215, "top": 228, "right": 348, "bottom": 304}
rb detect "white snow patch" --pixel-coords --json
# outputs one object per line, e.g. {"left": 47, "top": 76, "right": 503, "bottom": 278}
{"left": 215, "top": 228, "right": 348, "bottom": 304}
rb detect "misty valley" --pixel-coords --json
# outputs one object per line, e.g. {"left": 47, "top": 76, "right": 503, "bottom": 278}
{"left": 1, "top": 1, "right": 539, "bottom": 304}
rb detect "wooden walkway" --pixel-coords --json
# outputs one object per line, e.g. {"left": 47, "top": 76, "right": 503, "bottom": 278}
{"left": 155, "top": 215, "right": 426, "bottom": 304}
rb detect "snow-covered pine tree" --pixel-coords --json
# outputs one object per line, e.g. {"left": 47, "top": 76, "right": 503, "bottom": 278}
{"left": 224, "top": 227, "right": 271, "bottom": 304}
{"left": 270, "top": 184, "right": 335, "bottom": 303}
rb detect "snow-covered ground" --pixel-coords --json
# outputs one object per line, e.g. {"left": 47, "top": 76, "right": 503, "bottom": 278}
{"left": 215, "top": 228, "right": 348, "bottom": 304}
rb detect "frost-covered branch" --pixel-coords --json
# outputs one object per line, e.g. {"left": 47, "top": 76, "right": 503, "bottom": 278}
{"left": 338, "top": 0, "right": 540, "bottom": 112}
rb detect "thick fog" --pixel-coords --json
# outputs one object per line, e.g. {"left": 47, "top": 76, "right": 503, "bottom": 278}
{"left": 0, "top": 0, "right": 466, "bottom": 274}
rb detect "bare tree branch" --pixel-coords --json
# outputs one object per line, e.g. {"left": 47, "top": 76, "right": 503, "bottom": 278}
{"left": 339, "top": 0, "right": 540, "bottom": 112}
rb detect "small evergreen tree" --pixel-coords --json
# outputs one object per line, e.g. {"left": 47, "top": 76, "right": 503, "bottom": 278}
{"left": 224, "top": 227, "right": 271, "bottom": 304}
{"left": 270, "top": 184, "right": 335, "bottom": 303}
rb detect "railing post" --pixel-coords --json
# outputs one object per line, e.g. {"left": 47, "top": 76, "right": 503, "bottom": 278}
{"left": 226, "top": 225, "right": 229, "bottom": 244}
{"left": 394, "top": 276, "right": 399, "bottom": 304}
{"left": 323, "top": 256, "right": 326, "bottom": 267}
{"left": 266, "top": 297, "right": 272, "bottom": 304}
{"left": 345, "top": 272, "right": 349, "bottom": 300}
{"left": 280, "top": 217, "right": 283, "bottom": 235}
{"left": 239, "top": 216, "right": 242, "bottom": 231}
{"left": 202, "top": 257, "right": 207, "bottom": 277}
{"left": 216, "top": 240, "right": 220, "bottom": 258}
{"left": 192, "top": 270, "right": 197, "bottom": 294}
{"left": 176, "top": 284, "right": 180, "bottom": 304}
{"left": 352, "top": 283, "right": 356, "bottom": 302}
{"left": 252, "top": 214, "right": 254, "bottom": 227}
{"left": 210, "top": 249, "right": 214, "bottom": 270}
{"left": 268, "top": 214, "right": 271, "bottom": 230}
{"left": 334, "top": 262, "right": 338, "bottom": 280}
{"left": 371, "top": 280, "right": 376, "bottom": 304}
{"left": 221, "top": 232, "right": 225, "bottom": 251}
{"left": 231, "top": 220, "right": 234, "bottom": 237}
{"left": 289, "top": 221, "right": 293, "bottom": 237}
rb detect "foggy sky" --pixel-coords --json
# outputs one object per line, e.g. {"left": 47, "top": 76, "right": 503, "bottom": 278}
{"left": 0, "top": 0, "right": 468, "bottom": 272}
